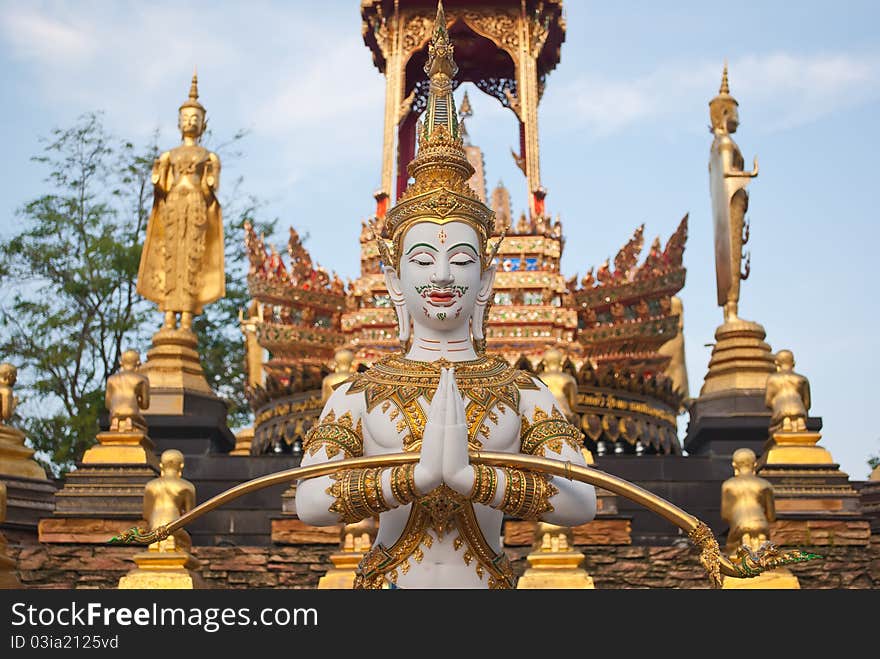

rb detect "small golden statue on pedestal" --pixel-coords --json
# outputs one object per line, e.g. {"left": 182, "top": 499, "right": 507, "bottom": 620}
{"left": 118, "top": 450, "right": 204, "bottom": 589}
{"left": 322, "top": 348, "right": 355, "bottom": 404}
{"left": 137, "top": 73, "right": 225, "bottom": 407}
{"left": 0, "top": 363, "right": 47, "bottom": 480}
{"left": 317, "top": 517, "right": 377, "bottom": 589}
{"left": 721, "top": 448, "right": 799, "bottom": 588}
{"left": 759, "top": 350, "right": 833, "bottom": 467}
{"left": 517, "top": 521, "right": 595, "bottom": 589}
{"left": 765, "top": 350, "right": 809, "bottom": 433}
{"left": 0, "top": 482, "right": 22, "bottom": 588}
{"left": 538, "top": 348, "right": 577, "bottom": 422}
{"left": 81, "top": 351, "right": 158, "bottom": 468}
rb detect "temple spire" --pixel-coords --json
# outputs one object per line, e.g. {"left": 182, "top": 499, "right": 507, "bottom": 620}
{"left": 459, "top": 90, "right": 473, "bottom": 144}
{"left": 422, "top": 0, "right": 459, "bottom": 141}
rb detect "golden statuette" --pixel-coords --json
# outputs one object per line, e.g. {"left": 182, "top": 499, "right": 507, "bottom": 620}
{"left": 708, "top": 65, "right": 758, "bottom": 322}
{"left": 765, "top": 349, "right": 810, "bottom": 433}
{"left": 322, "top": 348, "right": 355, "bottom": 403}
{"left": 142, "top": 449, "right": 195, "bottom": 552}
{"left": 0, "top": 363, "right": 47, "bottom": 480}
{"left": 137, "top": 72, "right": 224, "bottom": 332}
{"left": 721, "top": 448, "right": 774, "bottom": 555}
{"left": 537, "top": 348, "right": 578, "bottom": 421}
{"left": 106, "top": 350, "right": 150, "bottom": 432}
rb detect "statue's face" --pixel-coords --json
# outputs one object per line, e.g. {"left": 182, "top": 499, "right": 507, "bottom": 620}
{"left": 178, "top": 107, "right": 205, "bottom": 138}
{"left": 726, "top": 106, "right": 740, "bottom": 134}
{"left": 397, "top": 220, "right": 486, "bottom": 333}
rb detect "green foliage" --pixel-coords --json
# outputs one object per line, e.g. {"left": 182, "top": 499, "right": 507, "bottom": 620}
{"left": 0, "top": 113, "right": 155, "bottom": 475}
{"left": 0, "top": 114, "right": 275, "bottom": 475}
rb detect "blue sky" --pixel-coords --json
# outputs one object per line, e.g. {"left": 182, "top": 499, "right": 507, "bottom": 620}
{"left": 1, "top": 1, "right": 878, "bottom": 478}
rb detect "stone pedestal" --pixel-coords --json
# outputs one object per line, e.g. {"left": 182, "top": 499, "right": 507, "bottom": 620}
{"left": 0, "top": 423, "right": 55, "bottom": 534}
{"left": 722, "top": 568, "right": 800, "bottom": 589}
{"left": 118, "top": 550, "right": 204, "bottom": 589}
{"left": 757, "top": 430, "right": 861, "bottom": 516}
{"left": 317, "top": 551, "right": 363, "bottom": 589}
{"left": 317, "top": 519, "right": 375, "bottom": 589}
{"left": 140, "top": 326, "right": 234, "bottom": 455}
{"left": 0, "top": 425, "right": 47, "bottom": 481}
{"left": 517, "top": 524, "right": 595, "bottom": 589}
{"left": 230, "top": 427, "right": 254, "bottom": 456}
{"left": 39, "top": 517, "right": 147, "bottom": 544}
{"left": 46, "top": 428, "right": 159, "bottom": 543}
{"left": 684, "top": 318, "right": 776, "bottom": 458}
{"left": 860, "top": 467, "right": 880, "bottom": 534}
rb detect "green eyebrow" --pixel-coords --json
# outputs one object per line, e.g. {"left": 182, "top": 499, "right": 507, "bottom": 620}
{"left": 406, "top": 243, "right": 438, "bottom": 255}
{"left": 448, "top": 243, "right": 478, "bottom": 255}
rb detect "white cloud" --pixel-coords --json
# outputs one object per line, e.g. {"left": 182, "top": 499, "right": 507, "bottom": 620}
{"left": 0, "top": 5, "right": 96, "bottom": 64}
{"left": 552, "top": 52, "right": 880, "bottom": 137}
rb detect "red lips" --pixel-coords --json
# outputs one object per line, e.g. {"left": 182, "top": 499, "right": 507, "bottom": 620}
{"left": 427, "top": 290, "right": 456, "bottom": 307}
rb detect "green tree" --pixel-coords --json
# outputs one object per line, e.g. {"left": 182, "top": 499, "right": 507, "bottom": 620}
{"left": 0, "top": 113, "right": 155, "bottom": 475}
{"left": 0, "top": 114, "right": 274, "bottom": 474}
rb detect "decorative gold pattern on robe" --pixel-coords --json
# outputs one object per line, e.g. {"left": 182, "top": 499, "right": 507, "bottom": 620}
{"left": 344, "top": 354, "right": 538, "bottom": 450}
{"left": 345, "top": 354, "right": 535, "bottom": 588}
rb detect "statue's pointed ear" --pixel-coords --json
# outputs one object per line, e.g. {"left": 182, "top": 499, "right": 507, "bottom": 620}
{"left": 382, "top": 265, "right": 405, "bottom": 304}
{"left": 477, "top": 264, "right": 497, "bottom": 304}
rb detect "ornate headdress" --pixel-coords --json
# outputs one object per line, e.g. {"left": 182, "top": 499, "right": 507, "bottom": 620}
{"left": 179, "top": 70, "right": 206, "bottom": 113}
{"left": 709, "top": 63, "right": 738, "bottom": 133}
{"left": 375, "top": 1, "right": 504, "bottom": 272}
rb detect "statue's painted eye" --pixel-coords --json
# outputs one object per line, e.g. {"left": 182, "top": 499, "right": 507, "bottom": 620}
{"left": 413, "top": 259, "right": 432, "bottom": 266}
{"left": 451, "top": 258, "right": 474, "bottom": 266}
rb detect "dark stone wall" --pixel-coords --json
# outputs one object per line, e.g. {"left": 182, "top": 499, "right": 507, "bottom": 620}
{"left": 9, "top": 539, "right": 879, "bottom": 589}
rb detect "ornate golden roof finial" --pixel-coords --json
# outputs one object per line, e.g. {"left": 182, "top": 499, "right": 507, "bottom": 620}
{"left": 180, "top": 68, "right": 205, "bottom": 113}
{"left": 459, "top": 90, "right": 473, "bottom": 118}
{"left": 381, "top": 0, "right": 496, "bottom": 272}
{"left": 459, "top": 90, "right": 473, "bottom": 144}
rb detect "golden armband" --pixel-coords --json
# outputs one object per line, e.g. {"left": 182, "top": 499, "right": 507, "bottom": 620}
{"left": 327, "top": 467, "right": 389, "bottom": 523}
{"left": 303, "top": 410, "right": 364, "bottom": 460}
{"left": 469, "top": 464, "right": 498, "bottom": 505}
{"left": 499, "top": 468, "right": 558, "bottom": 520}
{"left": 389, "top": 464, "right": 420, "bottom": 505}
{"left": 520, "top": 406, "right": 583, "bottom": 457}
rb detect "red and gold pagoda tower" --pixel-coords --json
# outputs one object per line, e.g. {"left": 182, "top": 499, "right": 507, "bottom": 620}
{"left": 243, "top": 0, "right": 688, "bottom": 460}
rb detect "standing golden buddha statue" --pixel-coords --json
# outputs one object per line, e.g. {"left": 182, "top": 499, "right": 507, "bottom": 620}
{"left": 137, "top": 73, "right": 226, "bottom": 408}
{"left": 138, "top": 73, "right": 224, "bottom": 332}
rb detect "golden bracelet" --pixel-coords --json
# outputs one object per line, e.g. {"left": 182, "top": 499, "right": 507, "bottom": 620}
{"left": 390, "top": 464, "right": 419, "bottom": 505}
{"left": 470, "top": 464, "right": 497, "bottom": 505}
{"left": 499, "top": 468, "right": 555, "bottom": 519}
{"left": 327, "top": 468, "right": 392, "bottom": 523}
